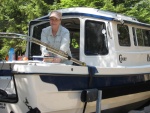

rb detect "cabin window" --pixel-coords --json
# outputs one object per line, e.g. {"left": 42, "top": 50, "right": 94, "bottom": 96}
{"left": 143, "top": 30, "right": 150, "bottom": 46}
{"left": 85, "top": 20, "right": 108, "bottom": 55}
{"left": 134, "top": 28, "right": 150, "bottom": 46}
{"left": 132, "top": 28, "right": 138, "bottom": 46}
{"left": 136, "top": 28, "right": 144, "bottom": 46}
{"left": 30, "top": 18, "right": 80, "bottom": 60}
{"left": 62, "top": 18, "right": 80, "bottom": 60}
{"left": 30, "top": 22, "right": 49, "bottom": 57}
{"left": 117, "top": 24, "right": 130, "bottom": 46}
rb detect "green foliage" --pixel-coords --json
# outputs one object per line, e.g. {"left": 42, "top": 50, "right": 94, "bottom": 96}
{"left": 0, "top": 0, "right": 50, "bottom": 59}
{"left": 0, "top": 38, "right": 26, "bottom": 60}
{"left": 101, "top": 0, "right": 115, "bottom": 12}
{"left": 88, "top": 0, "right": 104, "bottom": 8}
{"left": 62, "top": 0, "right": 85, "bottom": 7}
{"left": 125, "top": 0, "right": 150, "bottom": 23}
{"left": 1, "top": 0, "right": 150, "bottom": 33}
{"left": 115, "top": 4, "right": 126, "bottom": 13}
{"left": 0, "top": 0, "right": 50, "bottom": 33}
{"left": 71, "top": 32, "right": 80, "bottom": 48}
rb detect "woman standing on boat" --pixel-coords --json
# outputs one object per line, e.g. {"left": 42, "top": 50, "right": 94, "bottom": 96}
{"left": 40, "top": 10, "right": 72, "bottom": 64}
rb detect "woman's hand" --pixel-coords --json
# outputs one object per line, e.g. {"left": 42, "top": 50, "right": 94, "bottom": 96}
{"left": 52, "top": 57, "right": 61, "bottom": 63}
{"left": 43, "top": 57, "right": 61, "bottom": 63}
{"left": 43, "top": 57, "right": 53, "bottom": 62}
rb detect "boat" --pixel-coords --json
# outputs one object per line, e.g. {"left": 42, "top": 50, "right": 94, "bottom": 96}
{"left": 0, "top": 7, "right": 150, "bottom": 113}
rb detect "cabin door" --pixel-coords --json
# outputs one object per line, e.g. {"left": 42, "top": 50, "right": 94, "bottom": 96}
{"left": 81, "top": 18, "right": 109, "bottom": 66}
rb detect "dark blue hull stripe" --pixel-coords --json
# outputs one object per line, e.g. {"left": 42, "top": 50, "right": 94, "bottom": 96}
{"left": 40, "top": 74, "right": 150, "bottom": 99}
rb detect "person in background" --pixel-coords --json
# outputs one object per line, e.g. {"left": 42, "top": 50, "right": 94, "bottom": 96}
{"left": 40, "top": 10, "right": 72, "bottom": 65}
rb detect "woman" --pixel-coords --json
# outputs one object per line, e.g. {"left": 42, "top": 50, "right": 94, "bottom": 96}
{"left": 40, "top": 10, "right": 72, "bottom": 64}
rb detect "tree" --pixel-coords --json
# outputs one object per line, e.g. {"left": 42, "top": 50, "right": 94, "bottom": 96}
{"left": 125, "top": 0, "right": 150, "bottom": 23}
{"left": 0, "top": 0, "right": 50, "bottom": 59}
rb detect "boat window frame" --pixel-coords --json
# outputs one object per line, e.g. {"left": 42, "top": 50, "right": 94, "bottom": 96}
{"left": 132, "top": 27, "right": 138, "bottom": 46}
{"left": 62, "top": 18, "right": 80, "bottom": 60}
{"left": 28, "top": 18, "right": 81, "bottom": 60}
{"left": 132, "top": 27, "right": 150, "bottom": 47}
{"left": 84, "top": 19, "right": 108, "bottom": 56}
{"left": 28, "top": 21, "right": 49, "bottom": 58}
{"left": 117, "top": 24, "right": 131, "bottom": 47}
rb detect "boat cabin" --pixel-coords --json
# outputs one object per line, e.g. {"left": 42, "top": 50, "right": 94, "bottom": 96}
{"left": 27, "top": 7, "right": 150, "bottom": 67}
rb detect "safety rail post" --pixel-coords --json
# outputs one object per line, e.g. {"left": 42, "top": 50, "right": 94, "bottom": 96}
{"left": 96, "top": 90, "right": 102, "bottom": 113}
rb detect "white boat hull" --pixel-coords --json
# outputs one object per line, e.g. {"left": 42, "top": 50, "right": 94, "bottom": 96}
{"left": 0, "top": 63, "right": 149, "bottom": 113}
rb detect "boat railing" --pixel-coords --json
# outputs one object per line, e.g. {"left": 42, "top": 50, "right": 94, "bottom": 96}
{"left": 0, "top": 32, "right": 86, "bottom": 66}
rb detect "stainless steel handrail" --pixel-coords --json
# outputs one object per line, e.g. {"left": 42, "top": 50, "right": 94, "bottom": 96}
{"left": 0, "top": 32, "right": 86, "bottom": 66}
